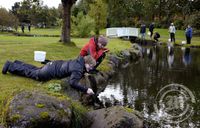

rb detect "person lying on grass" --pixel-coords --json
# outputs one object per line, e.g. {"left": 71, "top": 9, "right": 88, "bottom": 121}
{"left": 2, "top": 55, "right": 96, "bottom": 95}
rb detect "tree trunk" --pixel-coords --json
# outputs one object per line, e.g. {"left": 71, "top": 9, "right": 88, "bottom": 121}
{"left": 61, "top": 1, "right": 73, "bottom": 43}
{"left": 61, "top": 0, "right": 77, "bottom": 43}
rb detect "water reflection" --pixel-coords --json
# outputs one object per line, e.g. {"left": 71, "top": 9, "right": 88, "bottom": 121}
{"left": 183, "top": 48, "right": 191, "bottom": 66}
{"left": 167, "top": 46, "right": 174, "bottom": 68}
{"left": 99, "top": 45, "right": 200, "bottom": 127}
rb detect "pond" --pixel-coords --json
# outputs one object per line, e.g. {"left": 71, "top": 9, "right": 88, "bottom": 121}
{"left": 98, "top": 45, "right": 200, "bottom": 127}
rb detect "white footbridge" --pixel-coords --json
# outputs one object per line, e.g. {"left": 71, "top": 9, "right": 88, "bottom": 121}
{"left": 106, "top": 27, "right": 139, "bottom": 38}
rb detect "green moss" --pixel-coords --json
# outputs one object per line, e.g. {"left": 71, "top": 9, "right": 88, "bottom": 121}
{"left": 124, "top": 107, "right": 134, "bottom": 113}
{"left": 10, "top": 114, "right": 21, "bottom": 122}
{"left": 70, "top": 102, "right": 88, "bottom": 128}
{"left": 35, "top": 103, "right": 45, "bottom": 108}
{"left": 58, "top": 109, "right": 68, "bottom": 118}
{"left": 98, "top": 59, "right": 112, "bottom": 71}
{"left": 46, "top": 91, "right": 70, "bottom": 101}
{"left": 40, "top": 112, "right": 50, "bottom": 119}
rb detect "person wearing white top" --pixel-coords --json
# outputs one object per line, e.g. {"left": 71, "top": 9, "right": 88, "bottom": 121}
{"left": 169, "top": 23, "right": 176, "bottom": 43}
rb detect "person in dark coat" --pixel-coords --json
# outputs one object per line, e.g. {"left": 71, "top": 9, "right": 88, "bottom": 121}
{"left": 28, "top": 24, "right": 31, "bottom": 32}
{"left": 2, "top": 55, "right": 96, "bottom": 95}
{"left": 21, "top": 24, "right": 25, "bottom": 33}
{"left": 140, "top": 23, "right": 146, "bottom": 40}
{"left": 153, "top": 32, "right": 160, "bottom": 42}
{"left": 149, "top": 22, "right": 155, "bottom": 38}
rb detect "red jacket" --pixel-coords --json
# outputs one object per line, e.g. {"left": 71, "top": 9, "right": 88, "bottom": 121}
{"left": 80, "top": 37, "right": 108, "bottom": 60}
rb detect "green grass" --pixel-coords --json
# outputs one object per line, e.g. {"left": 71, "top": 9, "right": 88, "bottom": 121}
{"left": 17, "top": 27, "right": 61, "bottom": 35}
{"left": 0, "top": 32, "right": 131, "bottom": 123}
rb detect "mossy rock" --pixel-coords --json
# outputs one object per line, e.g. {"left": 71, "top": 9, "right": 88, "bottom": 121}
{"left": 87, "top": 106, "right": 143, "bottom": 128}
{"left": 6, "top": 91, "right": 72, "bottom": 128}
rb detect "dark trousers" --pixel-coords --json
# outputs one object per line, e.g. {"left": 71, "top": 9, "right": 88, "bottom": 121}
{"left": 186, "top": 36, "right": 191, "bottom": 44}
{"left": 8, "top": 61, "right": 40, "bottom": 80}
{"left": 170, "top": 33, "right": 175, "bottom": 43}
{"left": 150, "top": 31, "right": 153, "bottom": 38}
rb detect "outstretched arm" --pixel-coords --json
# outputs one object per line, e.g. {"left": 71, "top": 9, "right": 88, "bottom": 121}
{"left": 68, "top": 71, "right": 94, "bottom": 95}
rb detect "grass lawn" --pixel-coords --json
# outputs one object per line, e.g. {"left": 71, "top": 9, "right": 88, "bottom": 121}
{"left": 0, "top": 33, "right": 131, "bottom": 123}
{"left": 17, "top": 27, "right": 61, "bottom": 35}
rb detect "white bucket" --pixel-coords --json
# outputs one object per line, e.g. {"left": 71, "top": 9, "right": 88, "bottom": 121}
{"left": 182, "top": 41, "right": 186, "bottom": 45}
{"left": 34, "top": 51, "right": 46, "bottom": 62}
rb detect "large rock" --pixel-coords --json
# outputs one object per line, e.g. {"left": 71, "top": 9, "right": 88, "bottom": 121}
{"left": 6, "top": 91, "right": 72, "bottom": 128}
{"left": 87, "top": 106, "right": 143, "bottom": 128}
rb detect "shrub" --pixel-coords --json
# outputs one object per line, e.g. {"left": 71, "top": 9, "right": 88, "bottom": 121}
{"left": 174, "top": 19, "right": 184, "bottom": 30}
{"left": 185, "top": 12, "right": 200, "bottom": 29}
{"left": 71, "top": 12, "right": 95, "bottom": 37}
{"left": 0, "top": 7, "right": 19, "bottom": 31}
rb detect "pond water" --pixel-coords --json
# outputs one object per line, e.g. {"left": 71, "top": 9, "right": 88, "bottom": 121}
{"left": 98, "top": 45, "right": 200, "bottom": 127}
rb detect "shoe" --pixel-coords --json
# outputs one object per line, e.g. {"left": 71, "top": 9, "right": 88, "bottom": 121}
{"left": 2, "top": 61, "right": 11, "bottom": 74}
{"left": 41, "top": 59, "right": 51, "bottom": 65}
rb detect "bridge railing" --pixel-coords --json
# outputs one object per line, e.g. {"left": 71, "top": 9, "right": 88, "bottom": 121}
{"left": 106, "top": 27, "right": 139, "bottom": 38}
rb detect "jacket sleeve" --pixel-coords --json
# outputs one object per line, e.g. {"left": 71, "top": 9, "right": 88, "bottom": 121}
{"left": 88, "top": 41, "right": 103, "bottom": 60}
{"left": 68, "top": 71, "right": 88, "bottom": 93}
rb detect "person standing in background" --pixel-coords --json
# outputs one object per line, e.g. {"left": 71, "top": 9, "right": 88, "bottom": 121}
{"left": 149, "top": 22, "right": 155, "bottom": 39}
{"left": 169, "top": 23, "right": 176, "bottom": 43}
{"left": 140, "top": 22, "right": 146, "bottom": 40}
{"left": 28, "top": 24, "right": 31, "bottom": 32}
{"left": 21, "top": 24, "right": 25, "bottom": 33}
{"left": 185, "top": 25, "right": 193, "bottom": 44}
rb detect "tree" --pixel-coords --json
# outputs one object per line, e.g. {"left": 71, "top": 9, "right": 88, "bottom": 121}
{"left": 0, "top": 7, "right": 19, "bottom": 31}
{"left": 88, "top": 0, "right": 107, "bottom": 35}
{"left": 61, "top": 0, "right": 77, "bottom": 43}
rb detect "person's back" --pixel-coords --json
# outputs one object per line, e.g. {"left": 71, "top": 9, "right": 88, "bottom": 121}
{"left": 37, "top": 57, "right": 85, "bottom": 81}
{"left": 153, "top": 32, "right": 160, "bottom": 42}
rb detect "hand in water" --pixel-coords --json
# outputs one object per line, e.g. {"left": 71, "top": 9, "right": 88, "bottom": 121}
{"left": 87, "top": 88, "right": 94, "bottom": 95}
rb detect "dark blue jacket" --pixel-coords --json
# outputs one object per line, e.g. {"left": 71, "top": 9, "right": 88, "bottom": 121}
{"left": 38, "top": 56, "right": 87, "bottom": 92}
{"left": 185, "top": 27, "right": 192, "bottom": 38}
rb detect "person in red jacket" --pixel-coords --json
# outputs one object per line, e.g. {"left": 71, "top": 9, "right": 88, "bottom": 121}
{"left": 80, "top": 35, "right": 109, "bottom": 72}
